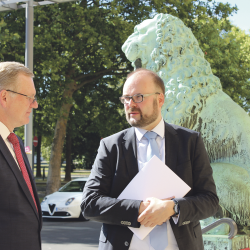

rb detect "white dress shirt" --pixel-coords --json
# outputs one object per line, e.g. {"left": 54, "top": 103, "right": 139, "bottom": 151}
{"left": 128, "top": 118, "right": 179, "bottom": 250}
{"left": 0, "top": 122, "right": 21, "bottom": 170}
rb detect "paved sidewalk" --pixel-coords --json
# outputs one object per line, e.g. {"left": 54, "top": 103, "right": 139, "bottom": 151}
{"left": 42, "top": 219, "right": 101, "bottom": 250}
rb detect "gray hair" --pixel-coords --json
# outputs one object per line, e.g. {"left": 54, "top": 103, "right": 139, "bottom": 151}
{"left": 0, "top": 62, "right": 34, "bottom": 91}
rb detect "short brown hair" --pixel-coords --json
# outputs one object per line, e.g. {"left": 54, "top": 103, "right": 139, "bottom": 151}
{"left": 126, "top": 68, "right": 165, "bottom": 94}
{"left": 0, "top": 62, "right": 34, "bottom": 91}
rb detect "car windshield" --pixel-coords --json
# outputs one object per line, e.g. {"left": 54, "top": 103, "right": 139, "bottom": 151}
{"left": 59, "top": 181, "right": 86, "bottom": 192}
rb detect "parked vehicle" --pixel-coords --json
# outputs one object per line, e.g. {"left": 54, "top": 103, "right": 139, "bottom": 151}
{"left": 41, "top": 177, "right": 88, "bottom": 220}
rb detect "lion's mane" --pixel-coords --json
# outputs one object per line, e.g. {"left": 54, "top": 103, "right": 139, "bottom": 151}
{"left": 136, "top": 14, "right": 222, "bottom": 128}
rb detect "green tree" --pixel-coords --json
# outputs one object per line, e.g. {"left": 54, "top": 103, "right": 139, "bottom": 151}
{"left": 206, "top": 25, "right": 250, "bottom": 111}
{"left": 62, "top": 75, "right": 128, "bottom": 179}
{"left": 32, "top": 0, "right": 159, "bottom": 194}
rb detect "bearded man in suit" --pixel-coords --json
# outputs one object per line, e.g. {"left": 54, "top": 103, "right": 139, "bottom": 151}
{"left": 81, "top": 68, "right": 219, "bottom": 250}
{"left": 0, "top": 62, "right": 42, "bottom": 250}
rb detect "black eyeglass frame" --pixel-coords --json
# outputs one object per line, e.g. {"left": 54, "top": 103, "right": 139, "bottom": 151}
{"left": 6, "top": 89, "right": 37, "bottom": 104}
{"left": 119, "top": 92, "right": 160, "bottom": 104}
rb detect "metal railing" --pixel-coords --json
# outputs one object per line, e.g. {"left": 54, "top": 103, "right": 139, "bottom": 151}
{"left": 201, "top": 218, "right": 237, "bottom": 239}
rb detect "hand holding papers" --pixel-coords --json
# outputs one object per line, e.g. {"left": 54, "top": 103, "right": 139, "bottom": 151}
{"left": 117, "top": 155, "right": 191, "bottom": 240}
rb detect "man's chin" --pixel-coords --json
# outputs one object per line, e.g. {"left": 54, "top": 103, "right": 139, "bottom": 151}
{"left": 127, "top": 118, "right": 143, "bottom": 128}
{"left": 23, "top": 118, "right": 30, "bottom": 126}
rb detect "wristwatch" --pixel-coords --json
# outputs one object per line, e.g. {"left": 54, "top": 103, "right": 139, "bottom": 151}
{"left": 172, "top": 198, "right": 180, "bottom": 216}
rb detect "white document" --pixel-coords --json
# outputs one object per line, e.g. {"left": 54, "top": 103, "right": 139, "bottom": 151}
{"left": 118, "top": 155, "right": 191, "bottom": 240}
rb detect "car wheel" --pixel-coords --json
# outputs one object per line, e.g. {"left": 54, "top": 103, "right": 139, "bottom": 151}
{"left": 79, "top": 212, "right": 89, "bottom": 221}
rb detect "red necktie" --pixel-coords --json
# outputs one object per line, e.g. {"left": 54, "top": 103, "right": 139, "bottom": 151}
{"left": 8, "top": 133, "right": 38, "bottom": 212}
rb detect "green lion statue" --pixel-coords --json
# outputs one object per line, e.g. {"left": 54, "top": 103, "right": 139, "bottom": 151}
{"left": 122, "top": 13, "right": 250, "bottom": 227}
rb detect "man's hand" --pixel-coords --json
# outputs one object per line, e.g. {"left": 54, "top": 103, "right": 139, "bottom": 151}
{"left": 139, "top": 201, "right": 150, "bottom": 215}
{"left": 138, "top": 197, "right": 175, "bottom": 227}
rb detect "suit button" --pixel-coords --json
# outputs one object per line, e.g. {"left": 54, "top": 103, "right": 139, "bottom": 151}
{"left": 124, "top": 241, "right": 129, "bottom": 246}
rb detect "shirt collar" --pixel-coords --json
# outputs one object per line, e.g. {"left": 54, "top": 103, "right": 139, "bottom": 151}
{"left": 0, "top": 121, "right": 11, "bottom": 140}
{"left": 135, "top": 118, "right": 165, "bottom": 141}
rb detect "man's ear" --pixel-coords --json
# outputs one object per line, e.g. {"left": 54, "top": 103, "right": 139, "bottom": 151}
{"left": 0, "top": 90, "right": 8, "bottom": 108}
{"left": 158, "top": 93, "right": 165, "bottom": 108}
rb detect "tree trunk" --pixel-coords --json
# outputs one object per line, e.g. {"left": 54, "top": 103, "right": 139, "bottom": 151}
{"left": 36, "top": 135, "right": 42, "bottom": 177}
{"left": 65, "top": 120, "right": 72, "bottom": 182}
{"left": 46, "top": 82, "right": 76, "bottom": 195}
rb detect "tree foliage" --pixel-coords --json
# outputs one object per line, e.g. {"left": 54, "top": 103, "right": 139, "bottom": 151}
{"left": 206, "top": 26, "right": 250, "bottom": 111}
{"left": 32, "top": 0, "right": 163, "bottom": 194}
{"left": 63, "top": 75, "right": 127, "bottom": 170}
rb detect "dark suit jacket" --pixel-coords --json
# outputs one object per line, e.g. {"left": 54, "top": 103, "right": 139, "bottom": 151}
{"left": 81, "top": 122, "right": 219, "bottom": 250}
{"left": 0, "top": 135, "right": 42, "bottom": 250}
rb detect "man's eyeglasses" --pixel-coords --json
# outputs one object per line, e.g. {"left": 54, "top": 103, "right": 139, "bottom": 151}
{"left": 119, "top": 92, "right": 160, "bottom": 104}
{"left": 6, "top": 90, "right": 37, "bottom": 104}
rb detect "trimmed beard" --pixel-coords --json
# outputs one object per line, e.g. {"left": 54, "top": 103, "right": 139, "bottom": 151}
{"left": 126, "top": 98, "right": 159, "bottom": 128}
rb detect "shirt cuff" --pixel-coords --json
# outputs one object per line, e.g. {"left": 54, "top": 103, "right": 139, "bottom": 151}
{"left": 172, "top": 212, "right": 180, "bottom": 224}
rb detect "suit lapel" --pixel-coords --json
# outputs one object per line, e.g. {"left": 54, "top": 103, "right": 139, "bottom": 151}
{"left": 0, "top": 135, "right": 40, "bottom": 221}
{"left": 165, "top": 122, "right": 178, "bottom": 173}
{"left": 122, "top": 127, "right": 139, "bottom": 180}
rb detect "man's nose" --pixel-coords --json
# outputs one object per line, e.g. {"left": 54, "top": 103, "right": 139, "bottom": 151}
{"left": 127, "top": 97, "right": 137, "bottom": 107}
{"left": 31, "top": 100, "right": 38, "bottom": 109}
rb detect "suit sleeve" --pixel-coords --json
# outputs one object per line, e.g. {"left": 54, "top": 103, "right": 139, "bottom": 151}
{"left": 176, "top": 133, "right": 219, "bottom": 226}
{"left": 81, "top": 139, "right": 141, "bottom": 228}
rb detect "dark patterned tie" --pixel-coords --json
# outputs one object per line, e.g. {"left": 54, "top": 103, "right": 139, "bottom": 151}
{"left": 8, "top": 133, "right": 38, "bottom": 212}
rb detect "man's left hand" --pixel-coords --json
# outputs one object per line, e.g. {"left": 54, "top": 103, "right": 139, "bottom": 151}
{"left": 137, "top": 197, "right": 175, "bottom": 227}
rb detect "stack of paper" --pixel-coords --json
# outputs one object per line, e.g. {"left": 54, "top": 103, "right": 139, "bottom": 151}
{"left": 118, "top": 155, "right": 191, "bottom": 240}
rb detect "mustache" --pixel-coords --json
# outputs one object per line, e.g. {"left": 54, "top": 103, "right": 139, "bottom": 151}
{"left": 127, "top": 108, "right": 142, "bottom": 114}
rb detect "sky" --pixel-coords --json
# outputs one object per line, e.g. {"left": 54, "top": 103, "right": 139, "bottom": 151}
{"left": 218, "top": 0, "right": 250, "bottom": 33}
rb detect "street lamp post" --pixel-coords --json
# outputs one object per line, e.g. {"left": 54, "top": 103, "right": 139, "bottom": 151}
{"left": 25, "top": 0, "right": 34, "bottom": 166}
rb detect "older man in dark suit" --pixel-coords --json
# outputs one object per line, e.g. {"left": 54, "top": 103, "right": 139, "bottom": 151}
{"left": 81, "top": 68, "right": 219, "bottom": 250}
{"left": 0, "top": 62, "right": 42, "bottom": 250}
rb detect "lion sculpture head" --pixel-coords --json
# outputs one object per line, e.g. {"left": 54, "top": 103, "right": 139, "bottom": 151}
{"left": 122, "top": 13, "right": 221, "bottom": 128}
